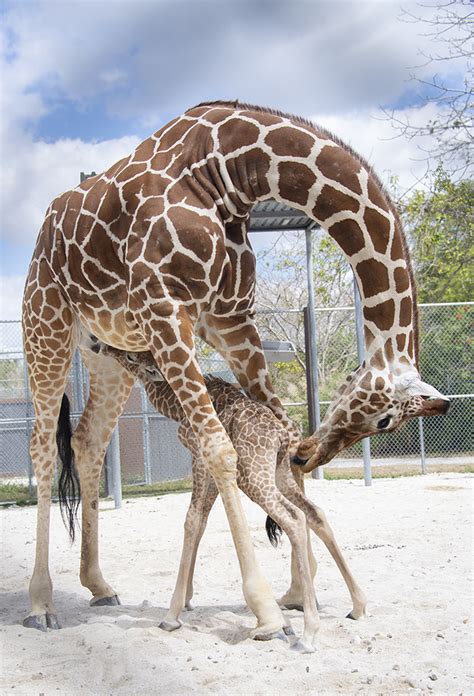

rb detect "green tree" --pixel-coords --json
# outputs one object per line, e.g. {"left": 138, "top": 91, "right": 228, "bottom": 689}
{"left": 401, "top": 169, "right": 473, "bottom": 302}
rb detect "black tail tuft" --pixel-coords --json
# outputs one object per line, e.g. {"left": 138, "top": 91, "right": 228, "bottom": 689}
{"left": 266, "top": 515, "right": 283, "bottom": 548}
{"left": 56, "top": 394, "right": 81, "bottom": 542}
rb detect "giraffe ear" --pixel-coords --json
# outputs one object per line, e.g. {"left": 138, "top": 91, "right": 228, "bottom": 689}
{"left": 395, "top": 373, "right": 448, "bottom": 401}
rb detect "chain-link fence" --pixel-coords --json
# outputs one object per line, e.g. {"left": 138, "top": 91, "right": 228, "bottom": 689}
{"left": 1, "top": 302, "right": 472, "bottom": 489}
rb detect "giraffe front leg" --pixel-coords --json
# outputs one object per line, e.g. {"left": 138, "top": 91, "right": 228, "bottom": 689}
{"left": 138, "top": 304, "right": 287, "bottom": 640}
{"left": 198, "top": 313, "right": 301, "bottom": 450}
{"left": 73, "top": 349, "right": 135, "bottom": 606}
{"left": 160, "top": 464, "right": 218, "bottom": 631}
{"left": 208, "top": 446, "right": 288, "bottom": 641}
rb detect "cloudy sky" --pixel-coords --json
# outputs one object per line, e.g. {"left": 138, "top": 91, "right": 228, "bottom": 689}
{"left": 0, "top": 0, "right": 468, "bottom": 319}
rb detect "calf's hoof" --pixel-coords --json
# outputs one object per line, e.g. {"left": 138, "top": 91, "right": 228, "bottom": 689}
{"left": 159, "top": 618, "right": 183, "bottom": 632}
{"left": 290, "top": 639, "right": 316, "bottom": 654}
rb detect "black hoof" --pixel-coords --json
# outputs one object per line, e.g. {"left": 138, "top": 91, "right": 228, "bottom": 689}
{"left": 282, "top": 603, "right": 304, "bottom": 612}
{"left": 283, "top": 625, "right": 296, "bottom": 636}
{"left": 253, "top": 628, "right": 288, "bottom": 642}
{"left": 291, "top": 455, "right": 307, "bottom": 466}
{"left": 91, "top": 594, "right": 121, "bottom": 607}
{"left": 46, "top": 613, "right": 61, "bottom": 629}
{"left": 159, "top": 618, "right": 182, "bottom": 632}
{"left": 23, "top": 613, "right": 60, "bottom": 631}
{"left": 346, "top": 612, "right": 356, "bottom": 620}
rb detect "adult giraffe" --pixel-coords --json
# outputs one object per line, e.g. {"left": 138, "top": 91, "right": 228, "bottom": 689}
{"left": 22, "top": 100, "right": 448, "bottom": 633}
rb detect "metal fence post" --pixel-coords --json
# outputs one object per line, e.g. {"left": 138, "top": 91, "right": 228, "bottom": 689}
{"left": 353, "top": 277, "right": 372, "bottom": 486}
{"left": 73, "top": 349, "right": 85, "bottom": 412}
{"left": 418, "top": 418, "right": 427, "bottom": 474}
{"left": 305, "top": 227, "right": 323, "bottom": 480}
{"left": 22, "top": 358, "right": 34, "bottom": 497}
{"left": 105, "top": 427, "right": 122, "bottom": 508}
{"left": 141, "top": 383, "right": 152, "bottom": 484}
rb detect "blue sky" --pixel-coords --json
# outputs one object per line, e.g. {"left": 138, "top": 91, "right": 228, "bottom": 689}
{"left": 0, "top": 0, "right": 469, "bottom": 319}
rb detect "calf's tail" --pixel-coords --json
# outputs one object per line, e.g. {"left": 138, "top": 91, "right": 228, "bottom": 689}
{"left": 265, "top": 515, "right": 283, "bottom": 547}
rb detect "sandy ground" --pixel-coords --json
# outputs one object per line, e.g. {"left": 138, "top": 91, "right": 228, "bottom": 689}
{"left": 1, "top": 472, "right": 473, "bottom": 696}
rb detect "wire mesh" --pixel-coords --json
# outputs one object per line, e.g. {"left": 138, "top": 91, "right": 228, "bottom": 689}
{"left": 0, "top": 302, "right": 472, "bottom": 488}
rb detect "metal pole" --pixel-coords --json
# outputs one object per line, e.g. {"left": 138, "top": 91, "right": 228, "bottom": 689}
{"left": 106, "top": 427, "right": 122, "bottom": 508}
{"left": 418, "top": 417, "right": 427, "bottom": 474}
{"left": 353, "top": 276, "right": 372, "bottom": 486}
{"left": 305, "top": 227, "right": 323, "bottom": 480}
{"left": 141, "top": 383, "right": 152, "bottom": 484}
{"left": 73, "top": 350, "right": 85, "bottom": 412}
{"left": 22, "top": 358, "right": 34, "bottom": 497}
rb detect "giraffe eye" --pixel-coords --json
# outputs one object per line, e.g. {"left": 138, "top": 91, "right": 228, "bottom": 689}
{"left": 377, "top": 416, "right": 391, "bottom": 430}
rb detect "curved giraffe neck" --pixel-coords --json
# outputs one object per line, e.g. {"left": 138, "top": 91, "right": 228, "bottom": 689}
{"left": 190, "top": 102, "right": 419, "bottom": 371}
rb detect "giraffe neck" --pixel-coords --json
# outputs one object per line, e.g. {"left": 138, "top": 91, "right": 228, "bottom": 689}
{"left": 193, "top": 103, "right": 418, "bottom": 372}
{"left": 102, "top": 350, "right": 186, "bottom": 422}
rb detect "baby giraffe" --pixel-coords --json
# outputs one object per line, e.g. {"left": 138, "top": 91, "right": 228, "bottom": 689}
{"left": 95, "top": 341, "right": 366, "bottom": 652}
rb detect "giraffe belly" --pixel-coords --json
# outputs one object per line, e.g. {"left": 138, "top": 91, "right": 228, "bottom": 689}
{"left": 76, "top": 308, "right": 149, "bottom": 352}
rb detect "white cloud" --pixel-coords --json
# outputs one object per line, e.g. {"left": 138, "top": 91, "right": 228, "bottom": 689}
{"left": 0, "top": 132, "right": 140, "bottom": 247}
{"left": 0, "top": 275, "right": 26, "bottom": 323}
{"left": 0, "top": 0, "right": 469, "bottom": 322}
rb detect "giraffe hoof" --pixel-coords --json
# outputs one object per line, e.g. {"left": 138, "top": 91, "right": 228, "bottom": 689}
{"left": 184, "top": 602, "right": 194, "bottom": 611}
{"left": 252, "top": 628, "right": 288, "bottom": 642}
{"left": 282, "top": 625, "right": 296, "bottom": 636}
{"left": 90, "top": 594, "right": 121, "bottom": 607}
{"left": 290, "top": 639, "right": 316, "bottom": 654}
{"left": 281, "top": 603, "right": 304, "bottom": 612}
{"left": 346, "top": 608, "right": 365, "bottom": 620}
{"left": 46, "top": 613, "right": 61, "bottom": 629}
{"left": 23, "top": 613, "right": 60, "bottom": 631}
{"left": 159, "top": 618, "right": 183, "bottom": 632}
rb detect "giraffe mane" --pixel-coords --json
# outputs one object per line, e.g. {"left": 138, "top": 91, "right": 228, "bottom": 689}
{"left": 190, "top": 99, "right": 419, "bottom": 365}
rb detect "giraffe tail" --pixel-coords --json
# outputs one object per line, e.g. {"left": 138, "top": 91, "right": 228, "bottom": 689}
{"left": 56, "top": 393, "right": 81, "bottom": 542}
{"left": 265, "top": 516, "right": 283, "bottom": 547}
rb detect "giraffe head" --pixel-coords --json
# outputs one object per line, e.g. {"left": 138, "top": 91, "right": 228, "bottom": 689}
{"left": 295, "top": 364, "right": 450, "bottom": 472}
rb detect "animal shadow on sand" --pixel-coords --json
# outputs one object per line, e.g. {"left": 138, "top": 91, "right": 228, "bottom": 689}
{"left": 2, "top": 590, "right": 340, "bottom": 646}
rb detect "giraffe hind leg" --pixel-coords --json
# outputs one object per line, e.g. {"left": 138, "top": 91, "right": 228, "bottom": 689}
{"left": 22, "top": 287, "right": 75, "bottom": 630}
{"left": 73, "top": 347, "right": 135, "bottom": 606}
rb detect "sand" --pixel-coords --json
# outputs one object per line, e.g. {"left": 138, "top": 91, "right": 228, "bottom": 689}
{"left": 1, "top": 472, "right": 473, "bottom": 695}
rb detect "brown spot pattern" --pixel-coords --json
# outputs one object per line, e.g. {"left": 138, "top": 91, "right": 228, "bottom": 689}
{"left": 364, "top": 299, "right": 395, "bottom": 331}
{"left": 218, "top": 119, "right": 260, "bottom": 154}
{"left": 278, "top": 161, "right": 316, "bottom": 206}
{"left": 316, "top": 146, "right": 362, "bottom": 194}
{"left": 399, "top": 297, "right": 412, "bottom": 327}
{"left": 364, "top": 207, "right": 390, "bottom": 254}
{"left": 313, "top": 185, "right": 359, "bottom": 221}
{"left": 394, "top": 267, "right": 410, "bottom": 293}
{"left": 356, "top": 259, "right": 390, "bottom": 298}
{"left": 265, "top": 127, "right": 314, "bottom": 157}
{"left": 329, "top": 219, "right": 365, "bottom": 256}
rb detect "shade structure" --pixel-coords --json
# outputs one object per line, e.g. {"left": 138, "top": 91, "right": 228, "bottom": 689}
{"left": 250, "top": 200, "right": 314, "bottom": 233}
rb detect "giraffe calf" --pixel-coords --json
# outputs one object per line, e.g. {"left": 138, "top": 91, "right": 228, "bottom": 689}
{"left": 97, "top": 342, "right": 366, "bottom": 652}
